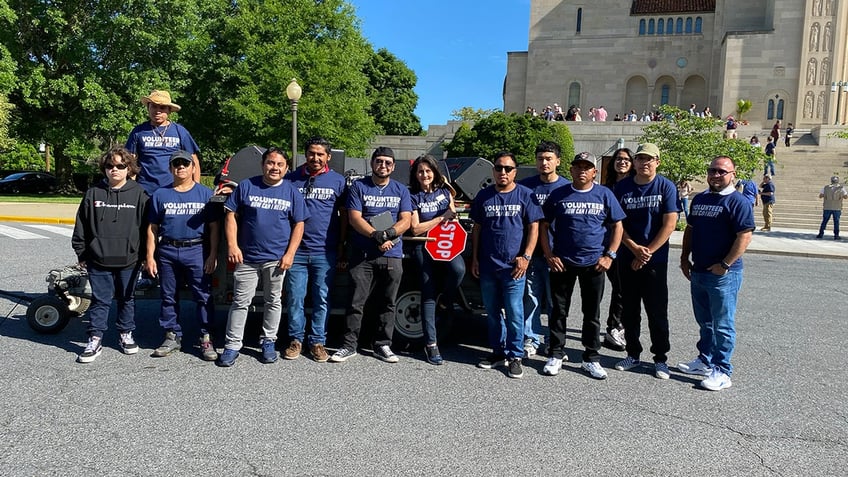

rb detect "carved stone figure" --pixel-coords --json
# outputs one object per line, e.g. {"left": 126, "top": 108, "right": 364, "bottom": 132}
{"left": 817, "top": 91, "right": 825, "bottom": 119}
{"left": 810, "top": 23, "right": 820, "bottom": 51}
{"left": 813, "top": 0, "right": 822, "bottom": 17}
{"left": 824, "top": 23, "right": 832, "bottom": 52}
{"left": 804, "top": 92, "right": 814, "bottom": 118}
{"left": 807, "top": 59, "right": 817, "bottom": 85}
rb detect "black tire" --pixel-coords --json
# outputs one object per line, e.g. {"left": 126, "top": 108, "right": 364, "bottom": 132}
{"left": 26, "top": 296, "right": 71, "bottom": 334}
{"left": 393, "top": 289, "right": 424, "bottom": 343}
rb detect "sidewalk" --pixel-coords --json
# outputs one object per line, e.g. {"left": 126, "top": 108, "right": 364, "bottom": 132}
{"left": 1, "top": 202, "right": 847, "bottom": 259}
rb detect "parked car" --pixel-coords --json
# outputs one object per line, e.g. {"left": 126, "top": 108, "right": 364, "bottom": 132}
{"left": 0, "top": 171, "right": 58, "bottom": 194}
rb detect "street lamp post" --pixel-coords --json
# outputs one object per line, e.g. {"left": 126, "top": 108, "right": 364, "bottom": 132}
{"left": 286, "top": 78, "right": 303, "bottom": 167}
{"left": 38, "top": 142, "right": 51, "bottom": 172}
{"left": 831, "top": 81, "right": 848, "bottom": 125}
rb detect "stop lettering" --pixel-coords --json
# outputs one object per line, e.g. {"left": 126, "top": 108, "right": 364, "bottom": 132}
{"left": 425, "top": 221, "right": 467, "bottom": 262}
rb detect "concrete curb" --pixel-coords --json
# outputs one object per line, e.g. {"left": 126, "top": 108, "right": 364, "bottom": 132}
{"left": 0, "top": 216, "right": 75, "bottom": 225}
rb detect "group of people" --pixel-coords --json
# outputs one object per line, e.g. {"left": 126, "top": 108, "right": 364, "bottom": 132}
{"left": 71, "top": 89, "right": 755, "bottom": 391}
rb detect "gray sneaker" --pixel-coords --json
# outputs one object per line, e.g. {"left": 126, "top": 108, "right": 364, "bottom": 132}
{"left": 199, "top": 334, "right": 218, "bottom": 361}
{"left": 152, "top": 331, "right": 181, "bottom": 357}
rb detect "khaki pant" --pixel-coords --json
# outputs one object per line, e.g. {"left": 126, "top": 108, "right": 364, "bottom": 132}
{"left": 762, "top": 203, "right": 774, "bottom": 229}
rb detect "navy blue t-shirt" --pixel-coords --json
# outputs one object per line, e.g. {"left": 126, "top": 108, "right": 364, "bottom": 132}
{"left": 542, "top": 184, "right": 626, "bottom": 267}
{"left": 224, "top": 176, "right": 309, "bottom": 263}
{"left": 148, "top": 183, "right": 213, "bottom": 241}
{"left": 519, "top": 175, "right": 570, "bottom": 257}
{"left": 470, "top": 184, "right": 544, "bottom": 274}
{"left": 760, "top": 181, "right": 776, "bottom": 204}
{"left": 125, "top": 122, "right": 200, "bottom": 196}
{"left": 614, "top": 174, "right": 680, "bottom": 264}
{"left": 285, "top": 167, "right": 347, "bottom": 255}
{"left": 411, "top": 187, "right": 452, "bottom": 222}
{"left": 687, "top": 188, "right": 755, "bottom": 272}
{"left": 346, "top": 177, "right": 412, "bottom": 259}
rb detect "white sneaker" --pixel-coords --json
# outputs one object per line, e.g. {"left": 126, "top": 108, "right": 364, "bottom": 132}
{"left": 677, "top": 357, "right": 712, "bottom": 376}
{"left": 542, "top": 357, "right": 563, "bottom": 376}
{"left": 581, "top": 361, "right": 608, "bottom": 380}
{"left": 604, "top": 328, "right": 626, "bottom": 350}
{"left": 701, "top": 368, "right": 732, "bottom": 391}
{"left": 523, "top": 339, "right": 537, "bottom": 357}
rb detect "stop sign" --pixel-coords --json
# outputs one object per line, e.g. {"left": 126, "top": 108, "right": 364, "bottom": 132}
{"left": 425, "top": 221, "right": 467, "bottom": 262}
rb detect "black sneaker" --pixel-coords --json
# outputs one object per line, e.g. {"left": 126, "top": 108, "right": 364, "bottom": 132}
{"left": 119, "top": 332, "right": 139, "bottom": 355}
{"left": 477, "top": 353, "right": 507, "bottom": 369}
{"left": 152, "top": 331, "right": 181, "bottom": 357}
{"left": 77, "top": 336, "right": 102, "bottom": 363}
{"left": 374, "top": 344, "right": 399, "bottom": 363}
{"left": 507, "top": 358, "right": 524, "bottom": 379}
{"left": 424, "top": 344, "right": 444, "bottom": 365}
{"left": 329, "top": 347, "right": 357, "bottom": 363}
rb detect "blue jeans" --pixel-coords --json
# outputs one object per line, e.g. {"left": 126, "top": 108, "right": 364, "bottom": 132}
{"left": 764, "top": 160, "right": 775, "bottom": 176}
{"left": 284, "top": 251, "right": 336, "bottom": 346}
{"left": 819, "top": 210, "right": 841, "bottom": 237}
{"left": 479, "top": 268, "right": 525, "bottom": 359}
{"left": 523, "top": 256, "right": 551, "bottom": 348}
{"left": 86, "top": 263, "right": 139, "bottom": 338}
{"left": 156, "top": 243, "right": 213, "bottom": 337}
{"left": 690, "top": 269, "right": 742, "bottom": 376}
{"left": 411, "top": 245, "right": 466, "bottom": 345}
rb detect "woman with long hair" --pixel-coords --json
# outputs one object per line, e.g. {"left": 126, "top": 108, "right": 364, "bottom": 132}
{"left": 408, "top": 155, "right": 466, "bottom": 364}
{"left": 601, "top": 147, "right": 635, "bottom": 351}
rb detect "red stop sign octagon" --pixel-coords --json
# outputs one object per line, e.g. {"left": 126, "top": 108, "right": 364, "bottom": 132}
{"left": 425, "top": 221, "right": 467, "bottom": 262}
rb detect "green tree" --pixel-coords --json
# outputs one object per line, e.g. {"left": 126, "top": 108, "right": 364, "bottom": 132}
{"left": 444, "top": 112, "right": 574, "bottom": 168}
{"left": 0, "top": 94, "right": 13, "bottom": 152}
{"left": 3, "top": 0, "right": 206, "bottom": 188}
{"left": 638, "top": 105, "right": 763, "bottom": 184}
{"left": 450, "top": 106, "right": 500, "bottom": 122}
{"left": 363, "top": 48, "right": 422, "bottom": 136}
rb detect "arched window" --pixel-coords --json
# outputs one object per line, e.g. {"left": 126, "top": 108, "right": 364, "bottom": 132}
{"left": 676, "top": 18, "right": 683, "bottom": 34}
{"left": 767, "top": 100, "right": 775, "bottom": 120}
{"left": 667, "top": 18, "right": 674, "bottom": 34}
{"left": 685, "top": 17, "right": 693, "bottom": 33}
{"left": 695, "top": 17, "right": 702, "bottom": 33}
{"left": 648, "top": 19, "right": 655, "bottom": 34}
{"left": 568, "top": 82, "right": 581, "bottom": 108}
{"left": 777, "top": 99, "right": 785, "bottom": 120}
{"left": 576, "top": 8, "right": 582, "bottom": 33}
{"left": 661, "top": 85, "right": 670, "bottom": 105}
{"left": 639, "top": 19, "right": 646, "bottom": 35}
{"left": 657, "top": 19, "right": 664, "bottom": 35}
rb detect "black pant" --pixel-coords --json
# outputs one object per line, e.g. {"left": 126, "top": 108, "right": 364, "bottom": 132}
{"left": 548, "top": 264, "right": 605, "bottom": 362}
{"left": 343, "top": 257, "right": 403, "bottom": 349}
{"left": 605, "top": 259, "right": 624, "bottom": 332}
{"left": 619, "top": 261, "right": 670, "bottom": 363}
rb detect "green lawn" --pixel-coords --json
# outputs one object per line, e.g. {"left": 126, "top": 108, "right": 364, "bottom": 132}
{"left": 0, "top": 194, "right": 83, "bottom": 204}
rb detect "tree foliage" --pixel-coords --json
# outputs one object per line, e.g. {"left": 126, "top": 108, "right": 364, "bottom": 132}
{"left": 363, "top": 48, "right": 422, "bottom": 136}
{"left": 1, "top": 0, "right": 421, "bottom": 186}
{"left": 450, "top": 106, "right": 499, "bottom": 122}
{"left": 444, "top": 112, "right": 575, "bottom": 167}
{"left": 638, "top": 105, "right": 764, "bottom": 184}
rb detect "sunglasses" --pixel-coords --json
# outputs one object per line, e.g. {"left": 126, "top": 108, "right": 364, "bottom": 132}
{"left": 493, "top": 165, "right": 516, "bottom": 173}
{"left": 304, "top": 175, "right": 316, "bottom": 196}
{"left": 707, "top": 168, "right": 735, "bottom": 177}
{"left": 105, "top": 163, "right": 128, "bottom": 170}
{"left": 171, "top": 159, "right": 192, "bottom": 168}
{"left": 373, "top": 159, "right": 394, "bottom": 167}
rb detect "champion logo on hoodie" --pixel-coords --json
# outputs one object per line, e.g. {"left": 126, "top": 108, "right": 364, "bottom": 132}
{"left": 93, "top": 200, "right": 138, "bottom": 210}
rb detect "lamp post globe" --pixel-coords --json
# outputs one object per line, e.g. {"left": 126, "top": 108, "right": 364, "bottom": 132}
{"left": 286, "top": 78, "right": 302, "bottom": 166}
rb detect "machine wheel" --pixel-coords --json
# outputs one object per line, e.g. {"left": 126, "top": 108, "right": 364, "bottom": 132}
{"left": 26, "top": 296, "right": 71, "bottom": 334}
{"left": 393, "top": 290, "right": 423, "bottom": 343}
{"left": 66, "top": 295, "right": 91, "bottom": 315}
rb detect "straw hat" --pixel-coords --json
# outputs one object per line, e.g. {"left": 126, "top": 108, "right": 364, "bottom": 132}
{"left": 140, "top": 90, "right": 181, "bottom": 112}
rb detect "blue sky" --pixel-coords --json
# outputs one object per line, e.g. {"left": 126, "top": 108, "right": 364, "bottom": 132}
{"left": 349, "top": 0, "right": 530, "bottom": 129}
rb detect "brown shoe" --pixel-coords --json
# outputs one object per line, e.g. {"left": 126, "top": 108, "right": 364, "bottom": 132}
{"left": 310, "top": 343, "right": 329, "bottom": 362}
{"left": 284, "top": 339, "right": 302, "bottom": 360}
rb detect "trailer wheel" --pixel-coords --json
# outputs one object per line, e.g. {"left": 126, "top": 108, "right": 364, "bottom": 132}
{"left": 66, "top": 295, "right": 91, "bottom": 315}
{"left": 393, "top": 290, "right": 423, "bottom": 342}
{"left": 26, "top": 296, "right": 71, "bottom": 334}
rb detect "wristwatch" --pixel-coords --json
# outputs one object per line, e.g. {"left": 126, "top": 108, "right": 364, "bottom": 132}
{"left": 521, "top": 254, "right": 531, "bottom": 261}
{"left": 720, "top": 261, "right": 731, "bottom": 270}
{"left": 604, "top": 250, "right": 617, "bottom": 259}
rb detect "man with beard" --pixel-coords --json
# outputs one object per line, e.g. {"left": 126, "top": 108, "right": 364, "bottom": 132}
{"left": 679, "top": 156, "right": 754, "bottom": 391}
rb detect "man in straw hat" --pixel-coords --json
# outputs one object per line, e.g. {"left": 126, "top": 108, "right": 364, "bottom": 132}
{"left": 126, "top": 89, "right": 201, "bottom": 195}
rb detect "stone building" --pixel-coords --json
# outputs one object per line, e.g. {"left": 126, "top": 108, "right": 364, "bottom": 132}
{"left": 504, "top": 0, "right": 848, "bottom": 127}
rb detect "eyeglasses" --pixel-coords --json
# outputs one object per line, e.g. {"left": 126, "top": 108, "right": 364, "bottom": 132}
{"left": 170, "top": 159, "right": 192, "bottom": 168}
{"left": 614, "top": 156, "right": 632, "bottom": 163}
{"left": 105, "top": 163, "right": 128, "bottom": 170}
{"left": 373, "top": 159, "right": 394, "bottom": 167}
{"left": 493, "top": 165, "right": 516, "bottom": 173}
{"left": 707, "top": 168, "right": 735, "bottom": 177}
{"left": 633, "top": 156, "right": 656, "bottom": 163}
